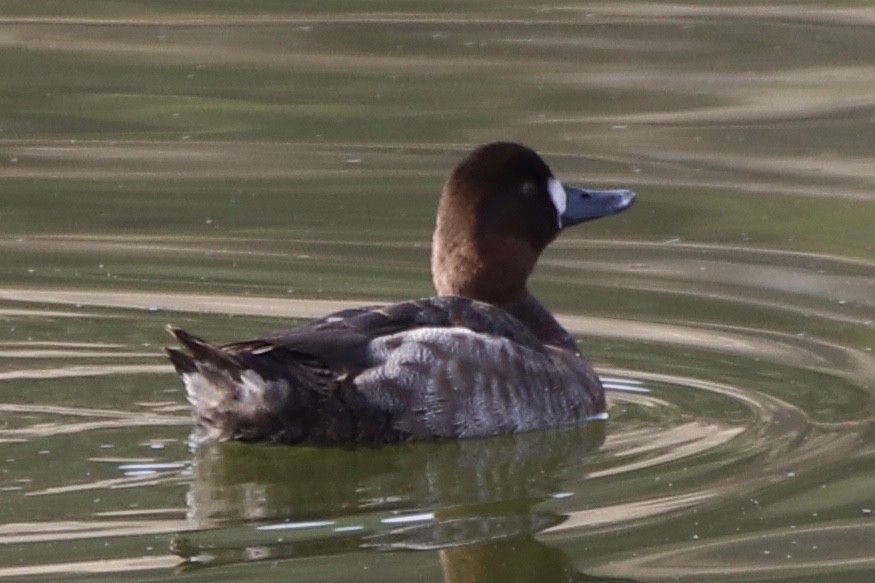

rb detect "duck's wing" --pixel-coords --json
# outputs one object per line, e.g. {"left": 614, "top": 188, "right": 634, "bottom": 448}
{"left": 242, "top": 296, "right": 547, "bottom": 369}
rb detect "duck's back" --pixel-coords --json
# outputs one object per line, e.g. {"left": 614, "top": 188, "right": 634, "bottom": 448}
{"left": 167, "top": 296, "right": 604, "bottom": 445}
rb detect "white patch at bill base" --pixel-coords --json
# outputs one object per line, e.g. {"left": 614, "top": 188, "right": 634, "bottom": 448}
{"left": 547, "top": 177, "right": 567, "bottom": 228}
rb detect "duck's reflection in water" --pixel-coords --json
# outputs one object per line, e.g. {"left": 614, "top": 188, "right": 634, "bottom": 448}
{"left": 176, "top": 421, "right": 638, "bottom": 581}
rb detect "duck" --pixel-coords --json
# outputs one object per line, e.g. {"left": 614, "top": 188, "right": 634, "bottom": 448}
{"left": 166, "top": 142, "right": 635, "bottom": 445}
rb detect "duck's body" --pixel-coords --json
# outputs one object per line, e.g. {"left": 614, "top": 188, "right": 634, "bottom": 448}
{"left": 166, "top": 143, "right": 635, "bottom": 445}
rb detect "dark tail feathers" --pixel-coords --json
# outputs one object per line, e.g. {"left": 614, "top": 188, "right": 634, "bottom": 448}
{"left": 165, "top": 325, "right": 321, "bottom": 445}
{"left": 165, "top": 326, "right": 240, "bottom": 376}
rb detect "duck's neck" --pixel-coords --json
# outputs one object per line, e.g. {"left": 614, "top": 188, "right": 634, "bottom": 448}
{"left": 431, "top": 193, "right": 540, "bottom": 305}
{"left": 431, "top": 233, "right": 535, "bottom": 305}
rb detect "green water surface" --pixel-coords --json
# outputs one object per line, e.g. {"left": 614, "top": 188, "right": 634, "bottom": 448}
{"left": 0, "top": 2, "right": 873, "bottom": 582}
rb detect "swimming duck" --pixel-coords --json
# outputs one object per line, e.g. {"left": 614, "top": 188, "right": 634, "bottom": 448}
{"left": 166, "top": 142, "right": 635, "bottom": 445}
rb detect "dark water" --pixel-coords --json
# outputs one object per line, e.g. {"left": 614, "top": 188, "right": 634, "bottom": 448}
{"left": 1, "top": 2, "right": 873, "bottom": 581}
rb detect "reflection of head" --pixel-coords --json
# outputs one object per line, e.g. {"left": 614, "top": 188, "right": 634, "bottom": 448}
{"left": 440, "top": 536, "right": 643, "bottom": 583}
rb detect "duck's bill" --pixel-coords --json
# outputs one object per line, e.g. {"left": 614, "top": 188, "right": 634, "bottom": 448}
{"left": 558, "top": 185, "right": 636, "bottom": 228}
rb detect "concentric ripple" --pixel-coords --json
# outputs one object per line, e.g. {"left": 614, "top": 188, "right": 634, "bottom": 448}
{"left": 1, "top": 291, "right": 863, "bottom": 579}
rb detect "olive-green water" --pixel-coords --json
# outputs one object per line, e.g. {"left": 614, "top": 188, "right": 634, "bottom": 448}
{"left": 1, "top": 2, "right": 873, "bottom": 582}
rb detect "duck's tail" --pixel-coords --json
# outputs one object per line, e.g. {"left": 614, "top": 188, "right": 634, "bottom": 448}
{"left": 165, "top": 326, "right": 323, "bottom": 445}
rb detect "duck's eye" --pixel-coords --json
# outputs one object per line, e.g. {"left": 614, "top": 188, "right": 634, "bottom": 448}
{"left": 520, "top": 181, "right": 537, "bottom": 198}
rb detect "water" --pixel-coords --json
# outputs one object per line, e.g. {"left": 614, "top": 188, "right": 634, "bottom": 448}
{"left": 1, "top": 2, "right": 873, "bottom": 581}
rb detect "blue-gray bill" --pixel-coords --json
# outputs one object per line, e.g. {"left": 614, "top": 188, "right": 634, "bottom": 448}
{"left": 560, "top": 187, "right": 636, "bottom": 228}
